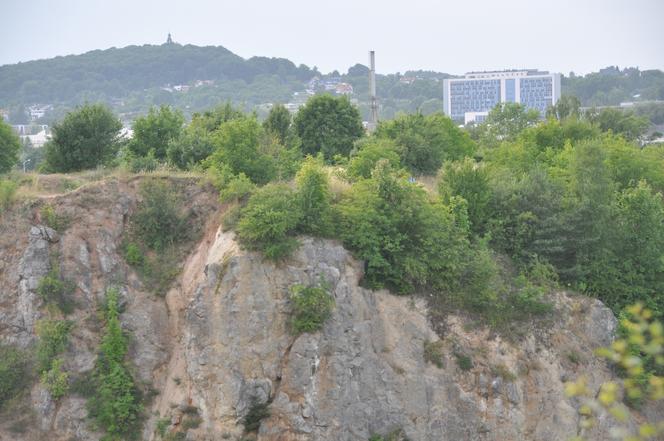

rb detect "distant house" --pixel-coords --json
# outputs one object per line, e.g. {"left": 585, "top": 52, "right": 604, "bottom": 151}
{"left": 194, "top": 80, "right": 214, "bottom": 87}
{"left": 28, "top": 104, "right": 52, "bottom": 121}
{"left": 18, "top": 126, "right": 51, "bottom": 147}
{"left": 335, "top": 83, "right": 353, "bottom": 95}
{"left": 173, "top": 85, "right": 190, "bottom": 92}
{"left": 399, "top": 76, "right": 416, "bottom": 85}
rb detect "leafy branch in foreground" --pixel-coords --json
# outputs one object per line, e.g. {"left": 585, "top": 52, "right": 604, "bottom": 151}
{"left": 565, "top": 303, "right": 664, "bottom": 440}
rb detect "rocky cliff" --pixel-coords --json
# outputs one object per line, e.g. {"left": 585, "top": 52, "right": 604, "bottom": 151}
{"left": 0, "top": 176, "right": 657, "bottom": 441}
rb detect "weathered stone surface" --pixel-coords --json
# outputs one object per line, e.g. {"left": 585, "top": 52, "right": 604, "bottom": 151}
{"left": 0, "top": 178, "right": 660, "bottom": 441}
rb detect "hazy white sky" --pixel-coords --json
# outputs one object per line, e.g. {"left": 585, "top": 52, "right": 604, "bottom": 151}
{"left": 2, "top": 0, "right": 663, "bottom": 75}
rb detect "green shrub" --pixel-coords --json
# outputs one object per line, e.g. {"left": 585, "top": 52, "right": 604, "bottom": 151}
{"left": 347, "top": 138, "right": 401, "bottom": 181}
{"left": 439, "top": 158, "right": 492, "bottom": 234}
{"left": 491, "top": 364, "right": 516, "bottom": 382}
{"left": 36, "top": 319, "right": 73, "bottom": 373}
{"left": 131, "top": 179, "right": 188, "bottom": 251}
{"left": 337, "top": 161, "right": 473, "bottom": 294}
{"left": 156, "top": 417, "right": 170, "bottom": 437}
{"left": 41, "top": 358, "right": 69, "bottom": 399}
{"left": 0, "top": 345, "right": 32, "bottom": 409}
{"left": 124, "top": 242, "right": 144, "bottom": 267}
{"left": 236, "top": 183, "right": 302, "bottom": 260}
{"left": 40, "top": 204, "right": 69, "bottom": 231}
{"left": 181, "top": 416, "right": 202, "bottom": 430}
{"left": 423, "top": 340, "right": 444, "bottom": 368}
{"left": 87, "top": 288, "right": 143, "bottom": 440}
{"left": 126, "top": 150, "right": 160, "bottom": 173}
{"left": 374, "top": 113, "right": 476, "bottom": 175}
{"left": 454, "top": 352, "right": 473, "bottom": 371}
{"left": 37, "top": 267, "right": 75, "bottom": 314}
{"left": 0, "top": 179, "right": 18, "bottom": 213}
{"left": 242, "top": 400, "right": 270, "bottom": 432}
{"left": 295, "top": 156, "right": 333, "bottom": 236}
{"left": 289, "top": 283, "right": 335, "bottom": 335}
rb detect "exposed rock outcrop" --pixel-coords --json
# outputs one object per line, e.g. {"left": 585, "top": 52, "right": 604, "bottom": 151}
{"left": 0, "top": 177, "right": 659, "bottom": 441}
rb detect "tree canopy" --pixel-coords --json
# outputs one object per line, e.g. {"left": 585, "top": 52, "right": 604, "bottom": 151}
{"left": 43, "top": 103, "right": 122, "bottom": 172}
{"left": 0, "top": 119, "right": 21, "bottom": 174}
{"left": 293, "top": 94, "right": 364, "bottom": 160}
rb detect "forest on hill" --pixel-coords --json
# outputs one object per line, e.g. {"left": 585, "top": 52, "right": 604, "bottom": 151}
{"left": 2, "top": 42, "right": 664, "bottom": 123}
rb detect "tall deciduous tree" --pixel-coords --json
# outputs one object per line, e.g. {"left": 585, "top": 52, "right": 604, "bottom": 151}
{"left": 294, "top": 94, "right": 363, "bottom": 161}
{"left": 0, "top": 119, "right": 21, "bottom": 173}
{"left": 44, "top": 104, "right": 122, "bottom": 172}
{"left": 129, "top": 105, "right": 184, "bottom": 159}
{"left": 263, "top": 104, "right": 291, "bottom": 145}
{"left": 375, "top": 113, "right": 476, "bottom": 175}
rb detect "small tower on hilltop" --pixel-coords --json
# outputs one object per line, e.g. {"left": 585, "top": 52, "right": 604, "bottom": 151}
{"left": 166, "top": 33, "right": 174, "bottom": 45}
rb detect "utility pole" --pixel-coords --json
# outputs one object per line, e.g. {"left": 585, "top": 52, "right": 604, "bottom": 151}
{"left": 368, "top": 50, "right": 378, "bottom": 131}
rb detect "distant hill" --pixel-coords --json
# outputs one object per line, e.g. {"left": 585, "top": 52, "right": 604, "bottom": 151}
{"left": 1, "top": 43, "right": 663, "bottom": 123}
{"left": 562, "top": 66, "right": 664, "bottom": 107}
{"left": 0, "top": 43, "right": 314, "bottom": 110}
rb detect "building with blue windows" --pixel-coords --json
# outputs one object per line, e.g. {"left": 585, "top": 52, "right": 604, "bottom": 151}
{"left": 443, "top": 70, "right": 561, "bottom": 124}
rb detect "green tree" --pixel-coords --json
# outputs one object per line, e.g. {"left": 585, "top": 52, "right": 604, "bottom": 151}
{"left": 43, "top": 104, "right": 122, "bottom": 172}
{"left": 88, "top": 289, "right": 142, "bottom": 441}
{"left": 129, "top": 106, "right": 184, "bottom": 159}
{"left": 546, "top": 95, "right": 581, "bottom": 120}
{"left": 295, "top": 156, "right": 332, "bottom": 235}
{"left": 0, "top": 119, "right": 21, "bottom": 173}
{"left": 207, "top": 116, "right": 278, "bottom": 185}
{"left": 375, "top": 113, "right": 475, "bottom": 175}
{"left": 480, "top": 102, "right": 540, "bottom": 147}
{"left": 294, "top": 94, "right": 364, "bottom": 160}
{"left": 236, "top": 183, "right": 303, "bottom": 260}
{"left": 263, "top": 104, "right": 291, "bottom": 145}
{"left": 347, "top": 138, "right": 401, "bottom": 180}
{"left": 0, "top": 345, "right": 31, "bottom": 409}
{"left": 166, "top": 126, "right": 215, "bottom": 169}
{"left": 586, "top": 107, "right": 649, "bottom": 141}
{"left": 337, "top": 160, "right": 472, "bottom": 293}
{"left": 439, "top": 158, "right": 492, "bottom": 235}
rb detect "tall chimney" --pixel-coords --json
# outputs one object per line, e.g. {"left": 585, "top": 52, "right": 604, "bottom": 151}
{"left": 369, "top": 50, "right": 378, "bottom": 131}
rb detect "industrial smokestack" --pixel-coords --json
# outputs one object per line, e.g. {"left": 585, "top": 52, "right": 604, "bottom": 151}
{"left": 369, "top": 50, "right": 378, "bottom": 131}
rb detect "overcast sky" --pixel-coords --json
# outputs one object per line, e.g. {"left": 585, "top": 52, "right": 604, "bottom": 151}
{"left": 2, "top": 0, "right": 663, "bottom": 75}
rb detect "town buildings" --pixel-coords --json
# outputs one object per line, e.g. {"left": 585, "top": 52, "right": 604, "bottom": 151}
{"left": 443, "top": 70, "right": 561, "bottom": 124}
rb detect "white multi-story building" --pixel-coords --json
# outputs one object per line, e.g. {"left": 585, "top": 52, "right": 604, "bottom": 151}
{"left": 443, "top": 70, "right": 561, "bottom": 123}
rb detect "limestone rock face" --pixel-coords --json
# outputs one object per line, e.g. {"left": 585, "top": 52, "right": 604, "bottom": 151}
{"left": 0, "top": 177, "right": 659, "bottom": 441}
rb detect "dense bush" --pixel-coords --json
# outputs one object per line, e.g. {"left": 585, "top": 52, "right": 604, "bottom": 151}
{"left": 131, "top": 179, "right": 188, "bottom": 251}
{"left": 289, "top": 283, "right": 335, "bottom": 335}
{"left": 0, "top": 179, "right": 18, "bottom": 213}
{"left": 87, "top": 289, "right": 142, "bottom": 440}
{"left": 236, "top": 183, "right": 302, "bottom": 260}
{"left": 242, "top": 400, "right": 270, "bottom": 432}
{"left": 295, "top": 156, "right": 333, "bottom": 235}
{"left": 423, "top": 340, "right": 444, "bottom": 368}
{"left": 0, "top": 119, "right": 21, "bottom": 173}
{"left": 41, "top": 358, "right": 69, "bottom": 399}
{"left": 0, "top": 345, "right": 32, "bottom": 409}
{"left": 374, "top": 113, "right": 475, "bottom": 175}
{"left": 40, "top": 204, "right": 69, "bottom": 232}
{"left": 36, "top": 319, "right": 73, "bottom": 373}
{"left": 293, "top": 94, "right": 364, "bottom": 161}
{"left": 347, "top": 138, "right": 401, "bottom": 181}
{"left": 439, "top": 158, "right": 492, "bottom": 235}
{"left": 37, "top": 264, "right": 75, "bottom": 314}
{"left": 43, "top": 103, "right": 122, "bottom": 172}
{"left": 206, "top": 116, "right": 278, "bottom": 185}
{"left": 129, "top": 106, "right": 184, "bottom": 160}
{"left": 337, "top": 161, "right": 472, "bottom": 293}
